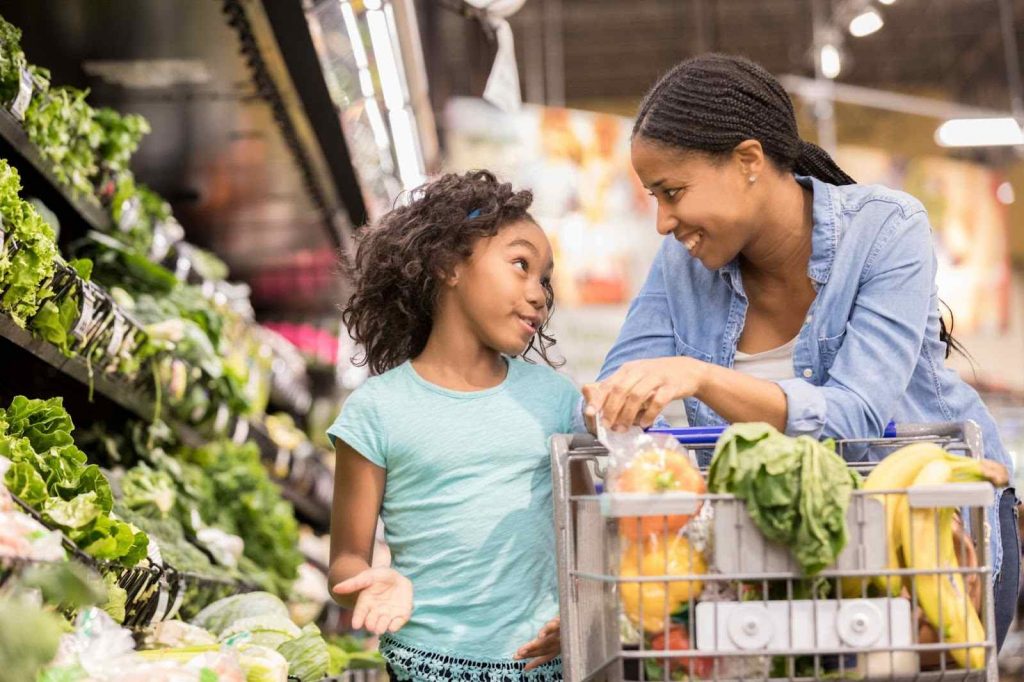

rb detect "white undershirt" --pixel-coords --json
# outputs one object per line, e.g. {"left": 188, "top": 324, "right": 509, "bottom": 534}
{"left": 733, "top": 336, "right": 798, "bottom": 382}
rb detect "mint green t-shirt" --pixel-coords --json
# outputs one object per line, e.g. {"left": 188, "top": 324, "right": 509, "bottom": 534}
{"left": 327, "top": 358, "right": 582, "bottom": 667}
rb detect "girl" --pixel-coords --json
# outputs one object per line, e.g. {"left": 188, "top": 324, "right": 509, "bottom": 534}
{"left": 327, "top": 171, "right": 582, "bottom": 680}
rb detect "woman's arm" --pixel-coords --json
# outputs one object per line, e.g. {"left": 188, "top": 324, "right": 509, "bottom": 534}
{"left": 584, "top": 356, "right": 787, "bottom": 431}
{"left": 587, "top": 208, "right": 935, "bottom": 438}
{"left": 329, "top": 438, "right": 386, "bottom": 608}
{"left": 775, "top": 209, "right": 935, "bottom": 439}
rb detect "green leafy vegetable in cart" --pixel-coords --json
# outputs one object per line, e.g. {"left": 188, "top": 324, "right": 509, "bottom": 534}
{"left": 707, "top": 422, "right": 861, "bottom": 575}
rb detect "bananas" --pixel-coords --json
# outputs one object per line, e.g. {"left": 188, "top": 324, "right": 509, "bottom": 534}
{"left": 863, "top": 443, "right": 949, "bottom": 595}
{"left": 896, "top": 459, "right": 987, "bottom": 670}
{"left": 862, "top": 443, "right": 1008, "bottom": 670}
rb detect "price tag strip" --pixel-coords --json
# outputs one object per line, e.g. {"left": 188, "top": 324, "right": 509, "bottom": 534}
{"left": 10, "top": 66, "right": 33, "bottom": 120}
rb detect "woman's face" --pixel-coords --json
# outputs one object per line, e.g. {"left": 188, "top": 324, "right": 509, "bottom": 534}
{"left": 631, "top": 136, "right": 761, "bottom": 270}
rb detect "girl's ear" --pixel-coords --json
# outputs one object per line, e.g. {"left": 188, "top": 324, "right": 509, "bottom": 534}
{"left": 439, "top": 262, "right": 461, "bottom": 287}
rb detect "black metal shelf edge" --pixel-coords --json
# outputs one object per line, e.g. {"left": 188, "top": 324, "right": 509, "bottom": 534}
{"left": 0, "top": 314, "right": 204, "bottom": 447}
{"left": 0, "top": 108, "right": 111, "bottom": 234}
{"left": 1, "top": 314, "right": 333, "bottom": 530}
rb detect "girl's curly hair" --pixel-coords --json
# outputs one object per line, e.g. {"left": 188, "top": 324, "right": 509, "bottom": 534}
{"left": 342, "top": 170, "right": 559, "bottom": 375}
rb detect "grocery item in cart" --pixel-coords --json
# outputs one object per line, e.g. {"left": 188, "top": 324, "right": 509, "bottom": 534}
{"left": 860, "top": 441, "right": 1008, "bottom": 671}
{"left": 707, "top": 422, "right": 861, "bottom": 575}
{"left": 602, "top": 427, "right": 705, "bottom": 543}
{"left": 553, "top": 422, "right": 1009, "bottom": 680}
{"left": 619, "top": 533, "right": 706, "bottom": 633}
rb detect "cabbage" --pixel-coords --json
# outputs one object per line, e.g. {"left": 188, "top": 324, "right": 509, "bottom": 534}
{"left": 219, "top": 615, "right": 301, "bottom": 650}
{"left": 191, "top": 592, "right": 290, "bottom": 636}
{"left": 275, "top": 624, "right": 328, "bottom": 681}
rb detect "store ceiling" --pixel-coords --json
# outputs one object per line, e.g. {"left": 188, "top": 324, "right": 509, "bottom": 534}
{"left": 0, "top": 0, "right": 351, "bottom": 315}
{"left": 427, "top": 0, "right": 1024, "bottom": 114}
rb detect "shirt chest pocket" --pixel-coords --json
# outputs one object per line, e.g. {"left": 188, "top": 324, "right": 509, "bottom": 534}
{"left": 817, "top": 330, "right": 847, "bottom": 376}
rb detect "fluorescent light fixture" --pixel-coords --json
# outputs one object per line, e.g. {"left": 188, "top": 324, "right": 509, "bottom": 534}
{"left": 849, "top": 9, "right": 884, "bottom": 37}
{"left": 820, "top": 44, "right": 842, "bottom": 79}
{"left": 363, "top": 97, "right": 392, "bottom": 151}
{"left": 878, "top": 0, "right": 896, "bottom": 5}
{"left": 340, "top": 1, "right": 369, "bottom": 70}
{"left": 367, "top": 9, "right": 406, "bottom": 111}
{"left": 996, "top": 181, "right": 1016, "bottom": 205}
{"left": 359, "top": 70, "right": 375, "bottom": 98}
{"left": 934, "top": 117, "right": 1024, "bottom": 147}
{"left": 388, "top": 107, "right": 426, "bottom": 190}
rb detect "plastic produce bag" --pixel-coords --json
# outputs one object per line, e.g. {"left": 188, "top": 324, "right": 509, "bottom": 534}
{"left": 598, "top": 422, "right": 706, "bottom": 543}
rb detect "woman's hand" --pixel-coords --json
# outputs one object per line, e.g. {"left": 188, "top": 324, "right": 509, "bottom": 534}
{"left": 583, "top": 357, "right": 708, "bottom": 431}
{"left": 515, "top": 616, "right": 561, "bottom": 670}
{"left": 333, "top": 568, "right": 413, "bottom": 635}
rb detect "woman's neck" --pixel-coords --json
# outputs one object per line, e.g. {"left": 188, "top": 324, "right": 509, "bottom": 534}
{"left": 740, "top": 175, "right": 814, "bottom": 286}
{"left": 412, "top": 307, "right": 507, "bottom": 391}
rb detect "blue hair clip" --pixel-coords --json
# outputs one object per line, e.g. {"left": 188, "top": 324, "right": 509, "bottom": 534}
{"left": 467, "top": 208, "right": 482, "bottom": 219}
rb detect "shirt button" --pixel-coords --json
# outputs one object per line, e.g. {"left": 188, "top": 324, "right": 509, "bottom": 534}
{"left": 805, "top": 314, "right": 813, "bottom": 324}
{"left": 802, "top": 368, "right": 813, "bottom": 378}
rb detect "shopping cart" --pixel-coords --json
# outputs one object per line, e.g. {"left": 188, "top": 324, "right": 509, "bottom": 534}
{"left": 551, "top": 422, "right": 998, "bottom": 681}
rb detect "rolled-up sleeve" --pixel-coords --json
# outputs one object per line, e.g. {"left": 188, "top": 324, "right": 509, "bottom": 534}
{"left": 778, "top": 208, "right": 935, "bottom": 440}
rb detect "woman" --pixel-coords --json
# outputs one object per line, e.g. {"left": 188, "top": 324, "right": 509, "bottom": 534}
{"left": 582, "top": 53, "right": 1019, "bottom": 648}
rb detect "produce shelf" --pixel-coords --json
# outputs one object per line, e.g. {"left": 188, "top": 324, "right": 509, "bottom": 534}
{"left": 0, "top": 313, "right": 175, "bottom": 432}
{"left": 0, "top": 312, "right": 333, "bottom": 531}
{"left": 0, "top": 108, "right": 111, "bottom": 240}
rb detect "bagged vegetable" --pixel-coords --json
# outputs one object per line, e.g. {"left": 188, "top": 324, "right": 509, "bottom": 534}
{"left": 601, "top": 426, "right": 705, "bottom": 543}
{"left": 620, "top": 534, "right": 706, "bottom": 633}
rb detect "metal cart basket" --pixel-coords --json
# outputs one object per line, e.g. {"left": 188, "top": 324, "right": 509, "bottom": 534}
{"left": 552, "top": 422, "right": 998, "bottom": 681}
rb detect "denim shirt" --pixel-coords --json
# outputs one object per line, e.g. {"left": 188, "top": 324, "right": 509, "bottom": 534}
{"left": 597, "top": 174, "right": 1012, "bottom": 572}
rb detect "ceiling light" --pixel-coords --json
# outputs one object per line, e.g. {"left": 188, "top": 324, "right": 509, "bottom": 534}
{"left": 934, "top": 117, "right": 1024, "bottom": 147}
{"left": 878, "top": 0, "right": 896, "bottom": 5}
{"left": 849, "top": 9, "right": 884, "bottom": 37}
{"left": 820, "top": 44, "right": 842, "bottom": 79}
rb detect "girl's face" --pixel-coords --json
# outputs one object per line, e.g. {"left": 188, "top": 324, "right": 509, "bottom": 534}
{"left": 631, "top": 136, "right": 762, "bottom": 270}
{"left": 448, "top": 220, "right": 554, "bottom": 357}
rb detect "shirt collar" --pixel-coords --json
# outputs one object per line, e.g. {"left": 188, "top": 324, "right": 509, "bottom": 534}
{"left": 718, "top": 174, "right": 837, "bottom": 292}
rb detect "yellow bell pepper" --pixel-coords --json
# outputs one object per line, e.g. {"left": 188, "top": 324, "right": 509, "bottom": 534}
{"left": 620, "top": 535, "right": 706, "bottom": 633}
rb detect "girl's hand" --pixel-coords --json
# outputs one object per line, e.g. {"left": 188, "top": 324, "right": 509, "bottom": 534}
{"left": 515, "top": 616, "right": 560, "bottom": 670}
{"left": 333, "top": 568, "right": 413, "bottom": 635}
{"left": 583, "top": 357, "right": 708, "bottom": 431}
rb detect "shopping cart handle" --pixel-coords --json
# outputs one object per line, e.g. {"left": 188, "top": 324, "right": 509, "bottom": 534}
{"left": 645, "top": 420, "right": 898, "bottom": 444}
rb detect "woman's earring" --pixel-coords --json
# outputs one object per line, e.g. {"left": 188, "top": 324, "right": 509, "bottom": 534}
{"left": 748, "top": 175, "right": 757, "bottom": 184}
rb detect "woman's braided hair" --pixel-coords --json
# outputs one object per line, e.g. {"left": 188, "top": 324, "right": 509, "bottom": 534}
{"left": 343, "top": 170, "right": 558, "bottom": 375}
{"left": 633, "top": 53, "right": 854, "bottom": 185}
{"left": 632, "top": 53, "right": 962, "bottom": 358}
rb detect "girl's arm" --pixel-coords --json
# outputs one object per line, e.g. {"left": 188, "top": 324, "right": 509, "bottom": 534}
{"left": 329, "top": 438, "right": 387, "bottom": 608}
